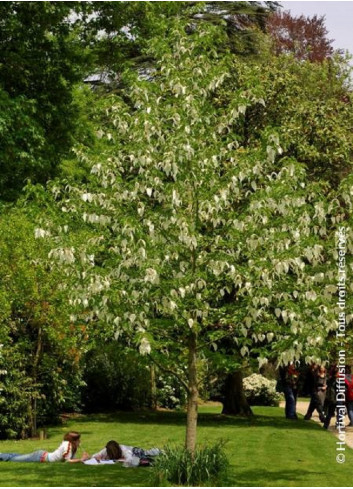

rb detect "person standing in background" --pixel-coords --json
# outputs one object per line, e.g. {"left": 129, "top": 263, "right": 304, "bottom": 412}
{"left": 280, "top": 363, "right": 300, "bottom": 420}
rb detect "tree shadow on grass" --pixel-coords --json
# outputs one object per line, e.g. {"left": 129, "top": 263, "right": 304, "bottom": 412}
{"left": 53, "top": 409, "right": 323, "bottom": 434}
{"left": 231, "top": 467, "right": 329, "bottom": 487}
{"left": 0, "top": 462, "right": 149, "bottom": 487}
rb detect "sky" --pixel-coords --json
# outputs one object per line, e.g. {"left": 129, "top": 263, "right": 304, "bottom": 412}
{"left": 280, "top": 1, "right": 353, "bottom": 56}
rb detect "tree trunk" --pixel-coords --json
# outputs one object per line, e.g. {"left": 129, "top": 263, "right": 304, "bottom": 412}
{"left": 185, "top": 332, "right": 198, "bottom": 454}
{"left": 221, "top": 370, "right": 253, "bottom": 416}
{"left": 30, "top": 325, "right": 43, "bottom": 437}
{"left": 32, "top": 398, "right": 37, "bottom": 437}
{"left": 150, "top": 365, "right": 157, "bottom": 410}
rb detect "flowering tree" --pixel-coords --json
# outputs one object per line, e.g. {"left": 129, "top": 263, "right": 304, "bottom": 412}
{"left": 42, "top": 23, "right": 352, "bottom": 453}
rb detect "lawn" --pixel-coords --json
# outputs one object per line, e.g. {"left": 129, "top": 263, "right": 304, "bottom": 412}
{"left": 0, "top": 404, "right": 352, "bottom": 487}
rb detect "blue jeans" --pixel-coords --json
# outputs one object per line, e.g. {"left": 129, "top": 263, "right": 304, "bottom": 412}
{"left": 132, "top": 447, "right": 160, "bottom": 458}
{"left": 347, "top": 401, "right": 353, "bottom": 425}
{"left": 284, "top": 386, "right": 298, "bottom": 419}
{"left": 0, "top": 450, "right": 46, "bottom": 462}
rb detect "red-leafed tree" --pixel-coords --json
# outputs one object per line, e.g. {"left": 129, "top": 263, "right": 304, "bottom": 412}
{"left": 267, "top": 10, "right": 335, "bottom": 62}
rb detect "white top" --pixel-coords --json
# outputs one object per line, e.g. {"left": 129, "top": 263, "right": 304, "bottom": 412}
{"left": 47, "top": 441, "right": 74, "bottom": 462}
{"left": 84, "top": 458, "right": 115, "bottom": 465}
{"left": 92, "top": 445, "right": 140, "bottom": 467}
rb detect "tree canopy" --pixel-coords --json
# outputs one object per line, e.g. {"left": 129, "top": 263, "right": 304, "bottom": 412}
{"left": 267, "top": 10, "right": 335, "bottom": 62}
{"left": 0, "top": 2, "right": 90, "bottom": 200}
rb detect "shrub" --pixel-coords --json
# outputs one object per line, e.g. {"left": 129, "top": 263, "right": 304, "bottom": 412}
{"left": 82, "top": 344, "right": 152, "bottom": 411}
{"left": 0, "top": 346, "right": 33, "bottom": 439}
{"left": 156, "top": 374, "right": 187, "bottom": 409}
{"left": 150, "top": 442, "right": 229, "bottom": 487}
{"left": 243, "top": 373, "right": 281, "bottom": 406}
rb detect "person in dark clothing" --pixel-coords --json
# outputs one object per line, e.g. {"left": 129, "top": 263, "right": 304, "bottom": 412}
{"left": 324, "top": 365, "right": 339, "bottom": 429}
{"left": 280, "top": 364, "right": 300, "bottom": 419}
{"left": 304, "top": 365, "right": 326, "bottom": 423}
{"left": 304, "top": 363, "right": 318, "bottom": 420}
{"left": 303, "top": 363, "right": 317, "bottom": 396}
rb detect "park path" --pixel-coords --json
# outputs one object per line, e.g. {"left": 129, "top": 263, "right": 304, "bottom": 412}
{"left": 280, "top": 400, "right": 353, "bottom": 449}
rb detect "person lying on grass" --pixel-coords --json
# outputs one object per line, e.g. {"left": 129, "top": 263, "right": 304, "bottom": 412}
{"left": 92, "top": 440, "right": 161, "bottom": 467}
{"left": 0, "top": 431, "right": 90, "bottom": 463}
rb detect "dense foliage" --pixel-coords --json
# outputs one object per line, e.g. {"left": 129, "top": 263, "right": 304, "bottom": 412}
{"left": 82, "top": 344, "right": 152, "bottom": 412}
{"left": 267, "top": 10, "right": 335, "bottom": 62}
{"left": 0, "top": 207, "right": 85, "bottom": 438}
{"left": 0, "top": 2, "right": 92, "bottom": 200}
{"left": 84, "top": 1, "right": 277, "bottom": 72}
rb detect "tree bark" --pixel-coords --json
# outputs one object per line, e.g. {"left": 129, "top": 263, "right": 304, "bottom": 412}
{"left": 150, "top": 365, "right": 157, "bottom": 410}
{"left": 185, "top": 332, "right": 198, "bottom": 454}
{"left": 30, "top": 324, "right": 43, "bottom": 437}
{"left": 221, "top": 370, "right": 253, "bottom": 416}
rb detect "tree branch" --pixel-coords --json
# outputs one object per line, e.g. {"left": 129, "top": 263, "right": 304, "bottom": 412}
{"left": 196, "top": 330, "right": 235, "bottom": 352}
{"left": 150, "top": 355, "right": 190, "bottom": 393}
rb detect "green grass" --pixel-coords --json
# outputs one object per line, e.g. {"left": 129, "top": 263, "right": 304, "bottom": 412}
{"left": 0, "top": 404, "right": 352, "bottom": 486}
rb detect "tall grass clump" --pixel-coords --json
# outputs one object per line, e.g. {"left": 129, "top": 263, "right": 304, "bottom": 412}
{"left": 150, "top": 441, "right": 229, "bottom": 486}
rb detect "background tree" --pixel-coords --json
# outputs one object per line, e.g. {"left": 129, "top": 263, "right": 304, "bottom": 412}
{"left": 0, "top": 2, "right": 90, "bottom": 200}
{"left": 84, "top": 1, "right": 278, "bottom": 75}
{"left": 266, "top": 10, "right": 335, "bottom": 62}
{"left": 223, "top": 51, "right": 353, "bottom": 186}
{"left": 0, "top": 201, "right": 88, "bottom": 438}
